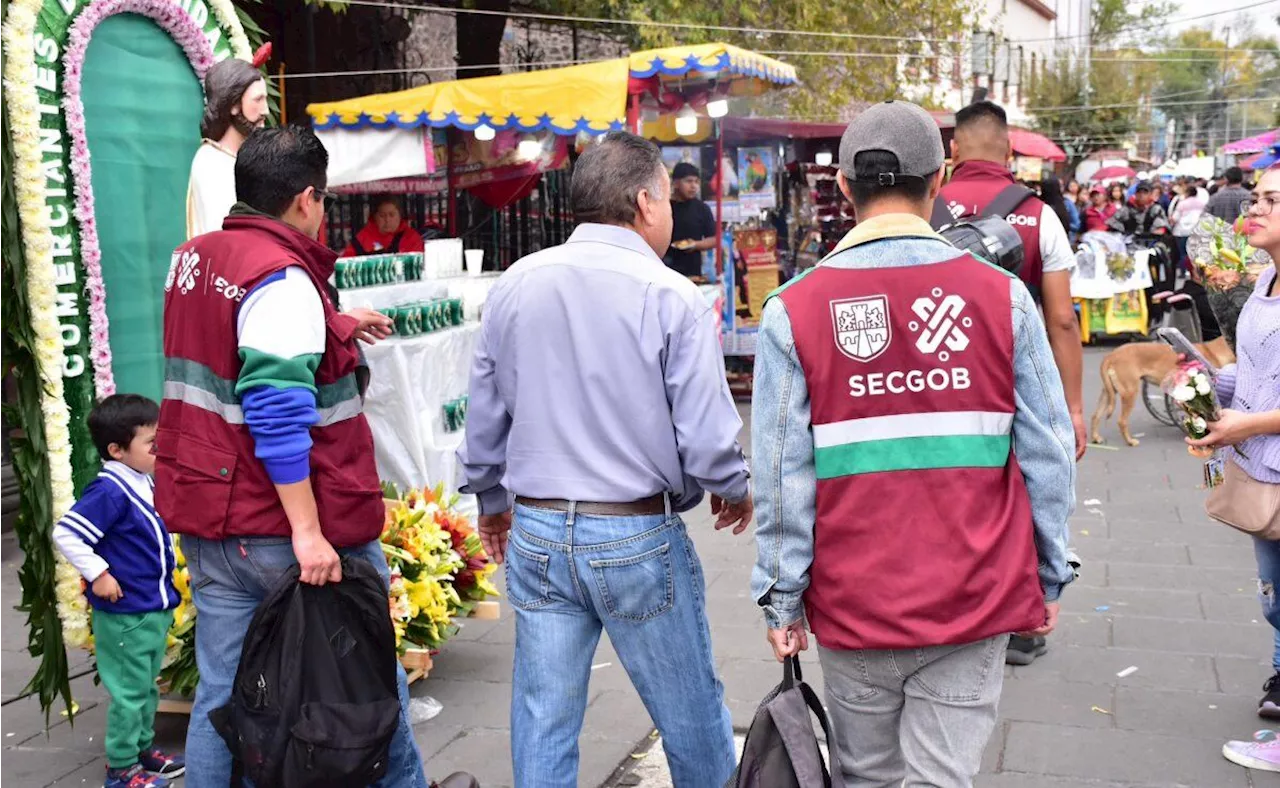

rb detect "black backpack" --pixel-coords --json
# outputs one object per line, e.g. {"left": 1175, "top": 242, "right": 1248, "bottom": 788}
{"left": 210, "top": 556, "right": 402, "bottom": 788}
{"left": 728, "top": 657, "right": 841, "bottom": 788}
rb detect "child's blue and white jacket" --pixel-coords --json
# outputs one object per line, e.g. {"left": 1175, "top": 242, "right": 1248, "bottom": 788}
{"left": 52, "top": 461, "right": 179, "bottom": 614}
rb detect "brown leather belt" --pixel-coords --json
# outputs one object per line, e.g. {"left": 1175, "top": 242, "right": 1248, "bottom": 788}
{"left": 515, "top": 494, "right": 667, "bottom": 516}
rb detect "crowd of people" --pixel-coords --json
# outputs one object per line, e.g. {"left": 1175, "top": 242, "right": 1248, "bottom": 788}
{"left": 44, "top": 50, "right": 1280, "bottom": 787}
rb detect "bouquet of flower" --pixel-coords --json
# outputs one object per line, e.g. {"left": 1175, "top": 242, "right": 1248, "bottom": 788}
{"left": 1187, "top": 215, "right": 1272, "bottom": 351}
{"left": 1163, "top": 360, "right": 1248, "bottom": 460}
{"left": 381, "top": 484, "right": 500, "bottom": 655}
{"left": 158, "top": 538, "right": 199, "bottom": 697}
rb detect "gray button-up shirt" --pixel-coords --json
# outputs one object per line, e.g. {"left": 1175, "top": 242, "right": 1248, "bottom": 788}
{"left": 458, "top": 223, "right": 750, "bottom": 515}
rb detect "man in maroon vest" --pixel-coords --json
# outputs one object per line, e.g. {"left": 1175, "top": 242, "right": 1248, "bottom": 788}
{"left": 751, "top": 100, "right": 1076, "bottom": 787}
{"left": 939, "top": 101, "right": 1085, "bottom": 666}
{"left": 939, "top": 103, "right": 1084, "bottom": 452}
{"left": 155, "top": 126, "right": 428, "bottom": 787}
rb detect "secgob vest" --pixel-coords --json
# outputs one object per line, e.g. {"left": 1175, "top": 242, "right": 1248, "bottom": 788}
{"left": 777, "top": 253, "right": 1044, "bottom": 651}
{"left": 940, "top": 160, "right": 1048, "bottom": 300}
{"left": 155, "top": 214, "right": 384, "bottom": 547}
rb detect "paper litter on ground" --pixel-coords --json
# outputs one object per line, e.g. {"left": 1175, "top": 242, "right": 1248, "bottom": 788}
{"left": 1116, "top": 666, "right": 1139, "bottom": 678}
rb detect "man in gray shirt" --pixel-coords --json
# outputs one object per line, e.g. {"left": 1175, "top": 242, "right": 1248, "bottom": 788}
{"left": 1206, "top": 166, "right": 1253, "bottom": 224}
{"left": 459, "top": 131, "right": 752, "bottom": 787}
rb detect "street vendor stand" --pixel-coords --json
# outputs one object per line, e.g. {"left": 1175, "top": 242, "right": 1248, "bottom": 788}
{"left": 1072, "top": 231, "right": 1154, "bottom": 340}
{"left": 645, "top": 116, "right": 836, "bottom": 365}
{"left": 306, "top": 43, "right": 798, "bottom": 488}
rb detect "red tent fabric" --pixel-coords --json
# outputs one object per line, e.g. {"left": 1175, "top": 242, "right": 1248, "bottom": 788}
{"left": 1009, "top": 128, "right": 1066, "bottom": 162}
{"left": 1091, "top": 165, "right": 1137, "bottom": 181}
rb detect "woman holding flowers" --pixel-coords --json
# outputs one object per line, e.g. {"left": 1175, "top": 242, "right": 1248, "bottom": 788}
{"left": 1210, "top": 162, "right": 1280, "bottom": 774}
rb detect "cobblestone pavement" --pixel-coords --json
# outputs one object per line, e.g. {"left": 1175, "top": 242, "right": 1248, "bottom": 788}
{"left": 4, "top": 347, "right": 1280, "bottom": 787}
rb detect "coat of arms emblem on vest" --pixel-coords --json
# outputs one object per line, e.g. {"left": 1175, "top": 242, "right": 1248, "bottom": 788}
{"left": 830, "top": 295, "right": 891, "bottom": 362}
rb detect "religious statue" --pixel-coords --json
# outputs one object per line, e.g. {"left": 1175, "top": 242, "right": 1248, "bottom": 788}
{"left": 186, "top": 47, "right": 271, "bottom": 239}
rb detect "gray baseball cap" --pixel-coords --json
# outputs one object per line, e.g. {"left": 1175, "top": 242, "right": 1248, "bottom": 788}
{"left": 839, "top": 100, "right": 945, "bottom": 184}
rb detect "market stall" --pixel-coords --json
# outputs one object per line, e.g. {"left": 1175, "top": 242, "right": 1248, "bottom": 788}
{"left": 645, "top": 116, "right": 834, "bottom": 361}
{"left": 1071, "top": 231, "right": 1154, "bottom": 340}
{"left": 306, "top": 43, "right": 798, "bottom": 470}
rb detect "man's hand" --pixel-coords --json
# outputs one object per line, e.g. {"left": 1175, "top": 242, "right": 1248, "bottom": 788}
{"left": 1018, "top": 601, "right": 1060, "bottom": 638}
{"left": 766, "top": 622, "right": 810, "bottom": 662}
{"left": 292, "top": 528, "right": 342, "bottom": 585}
{"left": 1187, "top": 409, "right": 1259, "bottom": 450}
{"left": 479, "top": 510, "right": 513, "bottom": 565}
{"left": 345, "top": 307, "right": 394, "bottom": 344}
{"left": 92, "top": 571, "right": 123, "bottom": 602}
{"left": 1071, "top": 411, "right": 1088, "bottom": 460}
{"left": 711, "top": 495, "right": 753, "bottom": 535}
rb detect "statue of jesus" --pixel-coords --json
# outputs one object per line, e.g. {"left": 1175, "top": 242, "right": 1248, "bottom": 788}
{"left": 186, "top": 58, "right": 269, "bottom": 239}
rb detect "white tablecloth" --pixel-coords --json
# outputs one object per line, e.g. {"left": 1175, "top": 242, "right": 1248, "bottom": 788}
{"left": 339, "top": 273, "right": 501, "bottom": 321}
{"left": 362, "top": 324, "right": 480, "bottom": 499}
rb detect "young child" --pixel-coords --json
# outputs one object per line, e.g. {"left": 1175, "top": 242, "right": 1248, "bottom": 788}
{"left": 51, "top": 394, "right": 184, "bottom": 788}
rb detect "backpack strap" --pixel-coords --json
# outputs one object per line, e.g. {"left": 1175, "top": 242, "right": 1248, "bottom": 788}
{"left": 929, "top": 199, "right": 956, "bottom": 230}
{"left": 350, "top": 235, "right": 368, "bottom": 257}
{"left": 982, "top": 183, "right": 1037, "bottom": 221}
{"left": 388, "top": 231, "right": 405, "bottom": 253}
{"left": 930, "top": 183, "right": 1034, "bottom": 230}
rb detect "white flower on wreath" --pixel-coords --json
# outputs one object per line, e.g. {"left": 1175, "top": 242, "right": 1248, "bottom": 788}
{"left": 1195, "top": 379, "right": 1212, "bottom": 396}
{"left": 1171, "top": 385, "right": 1196, "bottom": 403}
{"left": 1191, "top": 416, "right": 1208, "bottom": 433}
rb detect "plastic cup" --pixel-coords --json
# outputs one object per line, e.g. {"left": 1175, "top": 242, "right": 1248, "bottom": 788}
{"left": 465, "top": 249, "right": 484, "bottom": 277}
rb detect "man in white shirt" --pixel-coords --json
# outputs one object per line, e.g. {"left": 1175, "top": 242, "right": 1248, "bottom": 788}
{"left": 937, "top": 101, "right": 1084, "bottom": 668}
{"left": 186, "top": 58, "right": 268, "bottom": 239}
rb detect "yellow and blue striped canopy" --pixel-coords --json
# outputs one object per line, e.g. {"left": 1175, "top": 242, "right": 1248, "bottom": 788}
{"left": 307, "top": 43, "right": 796, "bottom": 134}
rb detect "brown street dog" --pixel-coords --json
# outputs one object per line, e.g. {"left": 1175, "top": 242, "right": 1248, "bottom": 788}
{"left": 1089, "top": 337, "right": 1235, "bottom": 447}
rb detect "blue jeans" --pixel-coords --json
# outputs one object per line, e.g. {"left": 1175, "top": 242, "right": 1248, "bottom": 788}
{"left": 183, "top": 535, "right": 428, "bottom": 788}
{"left": 1255, "top": 537, "right": 1280, "bottom": 672}
{"left": 507, "top": 503, "right": 735, "bottom": 787}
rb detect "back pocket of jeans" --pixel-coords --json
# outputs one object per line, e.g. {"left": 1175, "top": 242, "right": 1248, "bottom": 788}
{"left": 505, "top": 541, "right": 552, "bottom": 610}
{"left": 589, "top": 542, "right": 674, "bottom": 622}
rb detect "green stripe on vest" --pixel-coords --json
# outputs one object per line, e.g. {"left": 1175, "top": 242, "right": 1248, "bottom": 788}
{"left": 165, "top": 358, "right": 237, "bottom": 404}
{"left": 815, "top": 434, "right": 1011, "bottom": 479}
{"left": 166, "top": 356, "right": 358, "bottom": 409}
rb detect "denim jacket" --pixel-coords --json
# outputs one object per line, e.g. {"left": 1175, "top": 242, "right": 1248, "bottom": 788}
{"left": 750, "top": 214, "right": 1077, "bottom": 630}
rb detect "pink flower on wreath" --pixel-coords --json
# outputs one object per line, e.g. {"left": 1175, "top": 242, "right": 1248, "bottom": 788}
{"left": 62, "top": 0, "right": 219, "bottom": 399}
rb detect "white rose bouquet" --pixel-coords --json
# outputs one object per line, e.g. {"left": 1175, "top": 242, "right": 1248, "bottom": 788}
{"left": 1162, "top": 360, "right": 1248, "bottom": 460}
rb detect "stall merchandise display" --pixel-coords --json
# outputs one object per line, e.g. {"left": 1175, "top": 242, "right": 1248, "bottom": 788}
{"left": 380, "top": 298, "right": 465, "bottom": 337}
{"left": 337, "top": 253, "right": 423, "bottom": 289}
{"left": 442, "top": 396, "right": 469, "bottom": 434}
{"left": 1072, "top": 231, "right": 1154, "bottom": 339}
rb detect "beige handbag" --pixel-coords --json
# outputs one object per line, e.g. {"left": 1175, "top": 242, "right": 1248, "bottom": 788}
{"left": 1207, "top": 460, "right": 1280, "bottom": 539}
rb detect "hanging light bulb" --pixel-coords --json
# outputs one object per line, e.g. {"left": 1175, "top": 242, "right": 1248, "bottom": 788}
{"left": 814, "top": 150, "right": 834, "bottom": 167}
{"left": 674, "top": 106, "right": 699, "bottom": 138}
{"left": 517, "top": 135, "right": 542, "bottom": 161}
{"left": 706, "top": 98, "right": 729, "bottom": 119}
{"left": 473, "top": 124, "right": 496, "bottom": 141}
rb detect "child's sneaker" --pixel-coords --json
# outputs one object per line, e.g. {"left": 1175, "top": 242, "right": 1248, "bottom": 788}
{"left": 138, "top": 748, "right": 185, "bottom": 778}
{"left": 1223, "top": 735, "right": 1280, "bottom": 772}
{"left": 104, "top": 763, "right": 169, "bottom": 788}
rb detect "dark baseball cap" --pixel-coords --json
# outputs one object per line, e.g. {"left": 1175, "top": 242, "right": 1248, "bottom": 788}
{"left": 839, "top": 100, "right": 945, "bottom": 184}
{"left": 1134, "top": 180, "right": 1153, "bottom": 193}
{"left": 672, "top": 162, "right": 700, "bottom": 180}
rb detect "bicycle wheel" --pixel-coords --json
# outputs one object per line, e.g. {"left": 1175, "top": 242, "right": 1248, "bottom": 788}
{"left": 1141, "top": 378, "right": 1178, "bottom": 427}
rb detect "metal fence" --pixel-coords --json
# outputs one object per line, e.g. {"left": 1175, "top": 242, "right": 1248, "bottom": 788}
{"left": 325, "top": 169, "right": 575, "bottom": 271}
